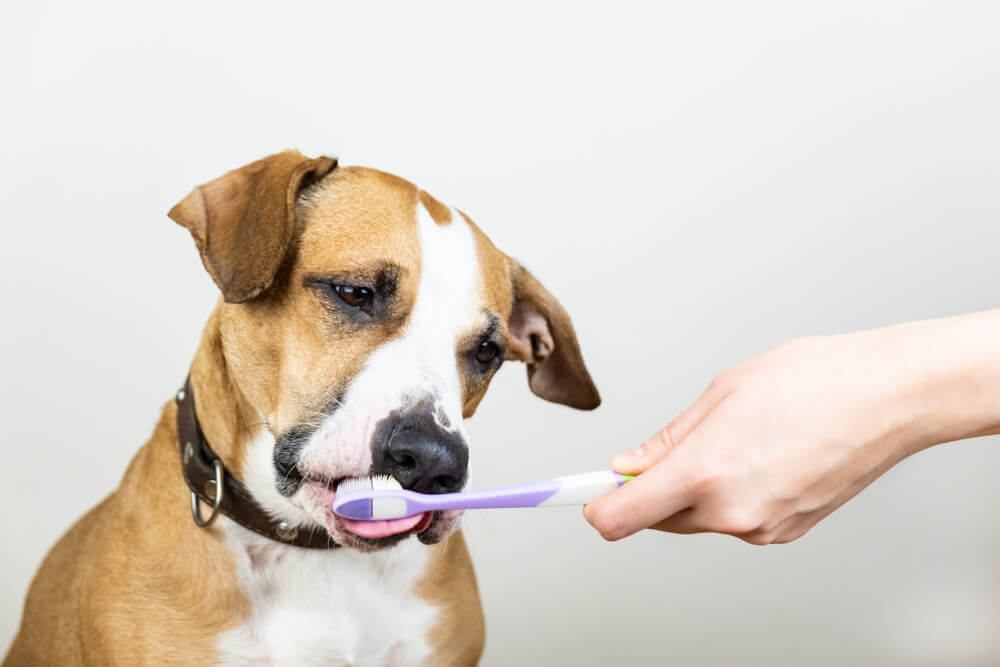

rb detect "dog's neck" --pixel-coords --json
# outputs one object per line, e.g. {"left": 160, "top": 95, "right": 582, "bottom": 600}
{"left": 187, "top": 306, "right": 258, "bottom": 483}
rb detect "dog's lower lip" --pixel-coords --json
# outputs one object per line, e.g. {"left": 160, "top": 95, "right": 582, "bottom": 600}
{"left": 414, "top": 511, "right": 434, "bottom": 533}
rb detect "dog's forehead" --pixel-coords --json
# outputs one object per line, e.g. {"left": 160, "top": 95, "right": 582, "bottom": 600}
{"left": 296, "top": 166, "right": 513, "bottom": 317}
{"left": 296, "top": 166, "right": 422, "bottom": 274}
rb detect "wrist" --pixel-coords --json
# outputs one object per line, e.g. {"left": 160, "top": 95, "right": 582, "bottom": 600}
{"left": 879, "top": 310, "right": 1000, "bottom": 454}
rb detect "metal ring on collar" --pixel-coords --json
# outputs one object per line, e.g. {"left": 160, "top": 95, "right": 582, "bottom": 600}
{"left": 191, "top": 458, "right": 224, "bottom": 527}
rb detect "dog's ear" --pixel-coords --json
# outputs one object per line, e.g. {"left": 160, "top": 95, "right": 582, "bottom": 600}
{"left": 169, "top": 150, "right": 337, "bottom": 303}
{"left": 507, "top": 263, "right": 601, "bottom": 410}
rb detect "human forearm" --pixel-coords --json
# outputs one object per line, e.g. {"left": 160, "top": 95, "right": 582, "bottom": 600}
{"left": 890, "top": 309, "right": 1000, "bottom": 453}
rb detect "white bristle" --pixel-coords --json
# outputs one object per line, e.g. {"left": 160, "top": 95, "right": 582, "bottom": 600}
{"left": 335, "top": 477, "right": 374, "bottom": 496}
{"left": 335, "top": 475, "right": 403, "bottom": 497}
{"left": 371, "top": 474, "right": 403, "bottom": 491}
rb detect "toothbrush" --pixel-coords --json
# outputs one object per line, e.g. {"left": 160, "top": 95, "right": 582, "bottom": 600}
{"left": 332, "top": 470, "right": 635, "bottom": 520}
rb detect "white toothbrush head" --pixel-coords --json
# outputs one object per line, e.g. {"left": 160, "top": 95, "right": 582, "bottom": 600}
{"left": 370, "top": 474, "right": 402, "bottom": 491}
{"left": 333, "top": 477, "right": 373, "bottom": 496}
{"left": 334, "top": 475, "right": 407, "bottom": 519}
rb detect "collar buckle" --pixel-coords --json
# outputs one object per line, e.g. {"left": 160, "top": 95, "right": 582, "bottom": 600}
{"left": 175, "top": 375, "right": 337, "bottom": 549}
{"left": 190, "top": 456, "right": 224, "bottom": 527}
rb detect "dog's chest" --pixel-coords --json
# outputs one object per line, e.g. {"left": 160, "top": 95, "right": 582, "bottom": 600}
{"left": 217, "top": 525, "right": 438, "bottom": 667}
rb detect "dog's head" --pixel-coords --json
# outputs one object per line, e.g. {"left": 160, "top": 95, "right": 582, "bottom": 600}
{"left": 170, "top": 151, "right": 599, "bottom": 551}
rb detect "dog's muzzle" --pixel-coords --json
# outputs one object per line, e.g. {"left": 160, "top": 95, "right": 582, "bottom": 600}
{"left": 371, "top": 408, "right": 469, "bottom": 495}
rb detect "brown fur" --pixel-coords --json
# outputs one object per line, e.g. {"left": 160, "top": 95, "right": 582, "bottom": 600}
{"left": 4, "top": 398, "right": 247, "bottom": 665}
{"left": 507, "top": 264, "right": 601, "bottom": 410}
{"left": 4, "top": 308, "right": 482, "bottom": 666}
{"left": 416, "top": 534, "right": 486, "bottom": 664}
{"left": 419, "top": 190, "right": 453, "bottom": 226}
{"left": 5, "top": 152, "right": 599, "bottom": 665}
{"left": 169, "top": 150, "right": 337, "bottom": 304}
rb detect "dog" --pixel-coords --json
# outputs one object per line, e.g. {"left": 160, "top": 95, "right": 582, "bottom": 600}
{"left": 4, "top": 151, "right": 600, "bottom": 666}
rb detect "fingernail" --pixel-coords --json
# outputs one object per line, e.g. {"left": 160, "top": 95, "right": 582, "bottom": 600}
{"left": 611, "top": 447, "right": 644, "bottom": 468}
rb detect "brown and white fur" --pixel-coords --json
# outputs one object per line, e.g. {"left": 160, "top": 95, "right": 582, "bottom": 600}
{"left": 4, "top": 151, "right": 599, "bottom": 666}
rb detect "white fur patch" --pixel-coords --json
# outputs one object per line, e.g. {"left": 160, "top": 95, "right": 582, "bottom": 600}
{"left": 243, "top": 428, "right": 315, "bottom": 527}
{"left": 224, "top": 200, "right": 486, "bottom": 663}
{"left": 216, "top": 521, "right": 437, "bottom": 666}
{"left": 292, "top": 200, "right": 485, "bottom": 495}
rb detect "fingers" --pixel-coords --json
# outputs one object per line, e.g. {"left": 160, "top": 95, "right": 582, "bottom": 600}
{"left": 650, "top": 500, "right": 828, "bottom": 545}
{"left": 668, "top": 378, "right": 730, "bottom": 444}
{"left": 588, "top": 383, "right": 734, "bottom": 541}
{"left": 609, "top": 430, "right": 673, "bottom": 475}
{"left": 649, "top": 507, "right": 800, "bottom": 543}
{"left": 584, "top": 453, "right": 697, "bottom": 541}
{"left": 610, "top": 380, "right": 729, "bottom": 475}
{"left": 648, "top": 508, "right": 703, "bottom": 534}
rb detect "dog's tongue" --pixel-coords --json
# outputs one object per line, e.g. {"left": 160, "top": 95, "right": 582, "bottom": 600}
{"left": 340, "top": 512, "right": 428, "bottom": 539}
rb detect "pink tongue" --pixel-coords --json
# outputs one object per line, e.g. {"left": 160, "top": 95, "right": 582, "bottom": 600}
{"left": 340, "top": 512, "right": 425, "bottom": 539}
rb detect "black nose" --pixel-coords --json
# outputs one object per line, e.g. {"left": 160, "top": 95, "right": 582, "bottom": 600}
{"left": 372, "top": 414, "right": 468, "bottom": 494}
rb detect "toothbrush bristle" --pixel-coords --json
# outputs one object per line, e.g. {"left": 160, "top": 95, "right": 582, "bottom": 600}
{"left": 335, "top": 477, "right": 373, "bottom": 496}
{"left": 371, "top": 474, "right": 403, "bottom": 491}
{"left": 335, "top": 475, "right": 403, "bottom": 498}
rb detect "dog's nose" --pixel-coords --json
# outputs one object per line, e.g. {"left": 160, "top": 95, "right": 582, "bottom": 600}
{"left": 372, "top": 418, "right": 468, "bottom": 494}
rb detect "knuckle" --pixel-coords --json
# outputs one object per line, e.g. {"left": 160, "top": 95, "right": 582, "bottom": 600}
{"left": 774, "top": 524, "right": 811, "bottom": 544}
{"left": 685, "top": 473, "right": 714, "bottom": 500}
{"left": 708, "top": 370, "right": 734, "bottom": 393}
{"left": 649, "top": 426, "right": 676, "bottom": 452}
{"left": 716, "top": 507, "right": 766, "bottom": 535}
{"left": 741, "top": 530, "right": 776, "bottom": 546}
{"left": 758, "top": 517, "right": 784, "bottom": 535}
{"left": 686, "top": 461, "right": 724, "bottom": 498}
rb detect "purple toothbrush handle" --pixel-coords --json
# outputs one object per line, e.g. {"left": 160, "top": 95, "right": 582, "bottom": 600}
{"left": 368, "top": 479, "right": 561, "bottom": 514}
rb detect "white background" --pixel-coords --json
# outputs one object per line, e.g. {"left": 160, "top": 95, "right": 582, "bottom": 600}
{"left": 2, "top": 2, "right": 999, "bottom": 664}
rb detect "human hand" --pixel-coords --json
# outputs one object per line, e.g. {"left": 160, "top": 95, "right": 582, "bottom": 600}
{"left": 584, "top": 314, "right": 1000, "bottom": 544}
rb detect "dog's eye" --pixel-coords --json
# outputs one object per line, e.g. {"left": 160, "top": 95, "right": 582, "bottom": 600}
{"left": 474, "top": 341, "right": 501, "bottom": 364}
{"left": 333, "top": 284, "right": 373, "bottom": 310}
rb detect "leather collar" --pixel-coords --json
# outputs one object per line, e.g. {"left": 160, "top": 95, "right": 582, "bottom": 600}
{"left": 175, "top": 376, "right": 338, "bottom": 549}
